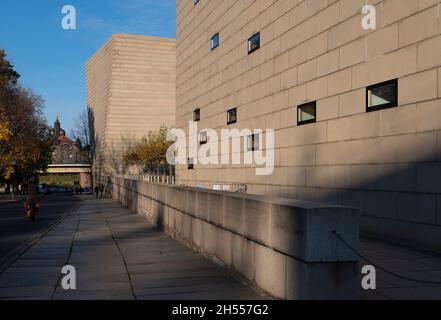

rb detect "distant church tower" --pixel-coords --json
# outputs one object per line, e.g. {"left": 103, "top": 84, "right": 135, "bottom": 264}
{"left": 49, "top": 116, "right": 66, "bottom": 146}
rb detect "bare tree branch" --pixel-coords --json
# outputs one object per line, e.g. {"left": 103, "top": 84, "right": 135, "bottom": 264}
{"left": 70, "top": 110, "right": 90, "bottom": 147}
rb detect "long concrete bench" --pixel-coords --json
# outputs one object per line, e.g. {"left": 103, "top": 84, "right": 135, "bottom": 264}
{"left": 113, "top": 177, "right": 360, "bottom": 300}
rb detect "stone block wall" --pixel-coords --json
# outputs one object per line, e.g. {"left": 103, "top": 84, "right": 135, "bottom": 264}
{"left": 113, "top": 176, "right": 360, "bottom": 300}
{"left": 175, "top": 0, "right": 441, "bottom": 250}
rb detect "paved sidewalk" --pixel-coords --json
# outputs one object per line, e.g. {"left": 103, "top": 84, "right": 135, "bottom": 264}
{"left": 358, "top": 237, "right": 441, "bottom": 300}
{"left": 0, "top": 198, "right": 263, "bottom": 300}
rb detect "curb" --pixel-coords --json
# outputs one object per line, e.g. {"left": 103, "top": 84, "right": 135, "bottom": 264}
{"left": 0, "top": 199, "right": 84, "bottom": 275}
{"left": 0, "top": 196, "right": 26, "bottom": 205}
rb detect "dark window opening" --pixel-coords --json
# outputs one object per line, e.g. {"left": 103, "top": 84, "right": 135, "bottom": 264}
{"left": 366, "top": 79, "right": 398, "bottom": 112}
{"left": 211, "top": 33, "right": 220, "bottom": 51}
{"left": 297, "top": 101, "right": 317, "bottom": 126}
{"left": 188, "top": 158, "right": 194, "bottom": 170}
{"left": 227, "top": 108, "right": 237, "bottom": 125}
{"left": 247, "top": 133, "right": 260, "bottom": 152}
{"left": 200, "top": 131, "right": 208, "bottom": 145}
{"left": 193, "top": 108, "right": 200, "bottom": 122}
{"left": 248, "top": 32, "right": 260, "bottom": 54}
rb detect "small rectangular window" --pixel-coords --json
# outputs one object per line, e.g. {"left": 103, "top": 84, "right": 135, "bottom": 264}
{"left": 247, "top": 133, "right": 260, "bottom": 152}
{"left": 297, "top": 101, "right": 316, "bottom": 126}
{"left": 188, "top": 158, "right": 194, "bottom": 170}
{"left": 366, "top": 79, "right": 398, "bottom": 112}
{"left": 200, "top": 131, "right": 207, "bottom": 145}
{"left": 248, "top": 32, "right": 260, "bottom": 54}
{"left": 211, "top": 33, "right": 220, "bottom": 51}
{"left": 193, "top": 108, "right": 200, "bottom": 122}
{"left": 227, "top": 108, "right": 237, "bottom": 125}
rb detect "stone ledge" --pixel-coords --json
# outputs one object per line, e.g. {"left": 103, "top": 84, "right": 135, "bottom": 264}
{"left": 113, "top": 177, "right": 360, "bottom": 299}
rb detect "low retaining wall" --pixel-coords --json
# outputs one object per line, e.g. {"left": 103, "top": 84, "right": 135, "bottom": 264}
{"left": 113, "top": 177, "right": 360, "bottom": 300}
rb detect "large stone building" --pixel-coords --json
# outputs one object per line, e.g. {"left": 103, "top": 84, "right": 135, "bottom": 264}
{"left": 86, "top": 34, "right": 176, "bottom": 182}
{"left": 176, "top": 0, "right": 441, "bottom": 249}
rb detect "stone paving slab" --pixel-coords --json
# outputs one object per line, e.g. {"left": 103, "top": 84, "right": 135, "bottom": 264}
{"left": 0, "top": 198, "right": 263, "bottom": 300}
{"left": 358, "top": 237, "right": 441, "bottom": 300}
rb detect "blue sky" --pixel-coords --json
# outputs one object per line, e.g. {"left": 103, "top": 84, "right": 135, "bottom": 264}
{"left": 0, "top": 0, "right": 176, "bottom": 135}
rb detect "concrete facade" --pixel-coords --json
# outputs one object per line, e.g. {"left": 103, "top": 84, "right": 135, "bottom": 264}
{"left": 86, "top": 34, "right": 176, "bottom": 181}
{"left": 113, "top": 177, "right": 360, "bottom": 299}
{"left": 175, "top": 0, "right": 441, "bottom": 250}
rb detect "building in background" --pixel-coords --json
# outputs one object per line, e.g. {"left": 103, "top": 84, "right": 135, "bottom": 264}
{"left": 48, "top": 116, "right": 66, "bottom": 146}
{"left": 86, "top": 34, "right": 176, "bottom": 183}
{"left": 48, "top": 117, "right": 89, "bottom": 165}
{"left": 176, "top": 0, "right": 441, "bottom": 250}
{"left": 41, "top": 118, "right": 92, "bottom": 188}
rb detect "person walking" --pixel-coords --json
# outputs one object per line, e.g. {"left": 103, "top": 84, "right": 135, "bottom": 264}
{"left": 99, "top": 184, "right": 104, "bottom": 199}
{"left": 25, "top": 177, "right": 40, "bottom": 222}
{"left": 94, "top": 185, "right": 99, "bottom": 198}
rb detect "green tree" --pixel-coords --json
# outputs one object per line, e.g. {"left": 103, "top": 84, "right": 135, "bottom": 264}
{"left": 123, "top": 125, "right": 174, "bottom": 174}
{"left": 0, "top": 50, "right": 20, "bottom": 87}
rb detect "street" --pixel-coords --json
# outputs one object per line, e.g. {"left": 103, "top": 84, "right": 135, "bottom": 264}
{"left": 0, "top": 194, "right": 80, "bottom": 263}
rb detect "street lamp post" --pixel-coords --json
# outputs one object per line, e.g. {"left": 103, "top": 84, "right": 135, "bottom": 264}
{"left": 11, "top": 159, "right": 17, "bottom": 200}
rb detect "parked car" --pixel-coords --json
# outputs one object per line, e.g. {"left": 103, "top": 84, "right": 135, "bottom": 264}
{"left": 82, "top": 187, "right": 93, "bottom": 194}
{"left": 66, "top": 188, "right": 75, "bottom": 194}
{"left": 50, "top": 187, "right": 59, "bottom": 193}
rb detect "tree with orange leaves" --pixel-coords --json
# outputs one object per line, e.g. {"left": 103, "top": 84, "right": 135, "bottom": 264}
{"left": 0, "top": 50, "right": 51, "bottom": 191}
